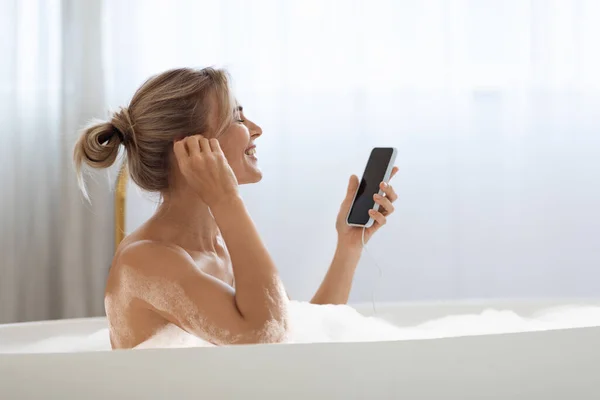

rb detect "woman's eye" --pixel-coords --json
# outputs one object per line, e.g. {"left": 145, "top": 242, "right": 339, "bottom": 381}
{"left": 237, "top": 119, "right": 246, "bottom": 123}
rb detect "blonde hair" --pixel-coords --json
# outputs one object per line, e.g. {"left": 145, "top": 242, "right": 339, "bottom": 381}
{"left": 73, "top": 67, "right": 237, "bottom": 198}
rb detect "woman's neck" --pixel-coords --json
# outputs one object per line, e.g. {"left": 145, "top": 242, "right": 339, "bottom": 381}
{"left": 152, "top": 188, "right": 220, "bottom": 252}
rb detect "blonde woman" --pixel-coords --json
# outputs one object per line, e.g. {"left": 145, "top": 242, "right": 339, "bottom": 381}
{"left": 74, "top": 67, "right": 399, "bottom": 349}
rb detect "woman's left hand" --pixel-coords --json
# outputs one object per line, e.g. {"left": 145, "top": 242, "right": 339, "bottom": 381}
{"left": 335, "top": 166, "right": 399, "bottom": 250}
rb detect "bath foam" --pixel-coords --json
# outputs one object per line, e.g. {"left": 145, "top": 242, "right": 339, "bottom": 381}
{"left": 0, "top": 327, "right": 112, "bottom": 354}
{"left": 131, "top": 301, "right": 406, "bottom": 348}
{"left": 133, "top": 303, "right": 600, "bottom": 346}
{"left": 3, "top": 302, "right": 600, "bottom": 353}
{"left": 134, "top": 324, "right": 214, "bottom": 349}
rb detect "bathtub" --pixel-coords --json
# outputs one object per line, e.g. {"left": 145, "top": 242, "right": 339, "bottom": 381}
{"left": 1, "top": 299, "right": 600, "bottom": 399}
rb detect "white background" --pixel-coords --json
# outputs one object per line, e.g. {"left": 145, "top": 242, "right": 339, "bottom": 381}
{"left": 113, "top": 0, "right": 600, "bottom": 303}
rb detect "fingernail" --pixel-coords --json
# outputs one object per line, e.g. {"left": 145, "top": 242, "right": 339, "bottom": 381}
{"left": 381, "top": 182, "right": 388, "bottom": 188}
{"left": 374, "top": 194, "right": 381, "bottom": 199}
{"left": 369, "top": 209, "right": 375, "bottom": 215}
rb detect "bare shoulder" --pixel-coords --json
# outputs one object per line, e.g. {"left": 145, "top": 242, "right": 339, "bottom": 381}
{"left": 107, "top": 240, "right": 210, "bottom": 310}
{"left": 114, "top": 240, "right": 196, "bottom": 278}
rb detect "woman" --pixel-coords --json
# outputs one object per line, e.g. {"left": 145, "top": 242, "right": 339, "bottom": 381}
{"left": 74, "top": 67, "right": 398, "bottom": 348}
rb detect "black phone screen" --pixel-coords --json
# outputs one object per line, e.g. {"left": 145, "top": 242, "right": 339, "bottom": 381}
{"left": 347, "top": 148, "right": 395, "bottom": 226}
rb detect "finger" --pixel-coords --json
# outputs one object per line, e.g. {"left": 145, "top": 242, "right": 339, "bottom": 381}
{"left": 198, "top": 136, "right": 212, "bottom": 153}
{"left": 346, "top": 175, "right": 359, "bottom": 198}
{"left": 186, "top": 136, "right": 201, "bottom": 157}
{"left": 173, "top": 140, "right": 188, "bottom": 162}
{"left": 380, "top": 181, "right": 398, "bottom": 202}
{"left": 390, "top": 166, "right": 399, "bottom": 180}
{"left": 209, "top": 138, "right": 222, "bottom": 153}
{"left": 369, "top": 209, "right": 386, "bottom": 227}
{"left": 374, "top": 193, "right": 395, "bottom": 215}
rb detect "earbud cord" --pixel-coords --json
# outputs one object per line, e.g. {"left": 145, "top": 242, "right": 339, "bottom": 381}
{"left": 362, "top": 226, "right": 382, "bottom": 315}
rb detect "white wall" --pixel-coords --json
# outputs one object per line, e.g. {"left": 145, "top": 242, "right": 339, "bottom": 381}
{"left": 125, "top": 90, "right": 600, "bottom": 303}
{"left": 114, "top": 0, "right": 600, "bottom": 303}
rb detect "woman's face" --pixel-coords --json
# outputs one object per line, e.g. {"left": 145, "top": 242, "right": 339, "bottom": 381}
{"left": 218, "top": 106, "right": 263, "bottom": 185}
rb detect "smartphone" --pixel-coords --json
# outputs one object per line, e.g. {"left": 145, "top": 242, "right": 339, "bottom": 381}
{"left": 346, "top": 147, "right": 398, "bottom": 228}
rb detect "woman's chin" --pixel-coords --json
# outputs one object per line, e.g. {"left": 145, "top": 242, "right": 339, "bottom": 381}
{"left": 237, "top": 169, "right": 263, "bottom": 185}
{"left": 250, "top": 169, "right": 263, "bottom": 183}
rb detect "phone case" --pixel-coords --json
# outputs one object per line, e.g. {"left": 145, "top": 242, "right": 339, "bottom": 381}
{"left": 347, "top": 147, "right": 398, "bottom": 228}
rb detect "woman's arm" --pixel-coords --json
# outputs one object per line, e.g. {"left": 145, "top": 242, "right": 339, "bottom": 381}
{"left": 312, "top": 170, "right": 399, "bottom": 305}
{"left": 119, "top": 237, "right": 288, "bottom": 345}
{"left": 310, "top": 244, "right": 362, "bottom": 305}
{"left": 210, "top": 195, "right": 288, "bottom": 328}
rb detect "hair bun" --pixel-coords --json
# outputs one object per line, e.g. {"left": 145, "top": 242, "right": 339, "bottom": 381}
{"left": 112, "top": 107, "right": 135, "bottom": 147}
{"left": 74, "top": 119, "right": 121, "bottom": 167}
{"left": 97, "top": 125, "right": 123, "bottom": 145}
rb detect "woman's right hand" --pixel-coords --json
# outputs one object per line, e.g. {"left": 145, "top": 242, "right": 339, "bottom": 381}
{"left": 173, "top": 135, "right": 239, "bottom": 207}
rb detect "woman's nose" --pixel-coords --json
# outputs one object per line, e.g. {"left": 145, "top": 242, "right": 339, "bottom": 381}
{"left": 250, "top": 121, "right": 263, "bottom": 138}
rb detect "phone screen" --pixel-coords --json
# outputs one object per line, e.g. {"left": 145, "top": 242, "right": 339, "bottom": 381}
{"left": 347, "top": 147, "right": 395, "bottom": 226}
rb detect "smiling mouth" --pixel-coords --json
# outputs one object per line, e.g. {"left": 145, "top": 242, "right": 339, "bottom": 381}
{"left": 245, "top": 147, "right": 256, "bottom": 156}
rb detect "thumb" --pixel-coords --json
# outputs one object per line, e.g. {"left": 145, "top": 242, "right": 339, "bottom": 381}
{"left": 345, "top": 174, "right": 360, "bottom": 200}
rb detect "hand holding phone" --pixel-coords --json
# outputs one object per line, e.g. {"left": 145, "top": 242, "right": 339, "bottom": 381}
{"left": 346, "top": 147, "right": 398, "bottom": 228}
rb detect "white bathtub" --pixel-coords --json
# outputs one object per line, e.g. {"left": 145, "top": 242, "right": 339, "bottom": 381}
{"left": 1, "top": 299, "right": 600, "bottom": 399}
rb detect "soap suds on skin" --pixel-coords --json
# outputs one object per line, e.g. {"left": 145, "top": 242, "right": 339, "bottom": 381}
{"left": 117, "top": 265, "right": 289, "bottom": 346}
{"left": 121, "top": 266, "right": 240, "bottom": 345}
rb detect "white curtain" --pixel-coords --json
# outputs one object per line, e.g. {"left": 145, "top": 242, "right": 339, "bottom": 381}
{"left": 0, "top": 0, "right": 113, "bottom": 323}
{"left": 2, "top": 1, "right": 600, "bottom": 324}
{"left": 108, "top": 0, "right": 600, "bottom": 302}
